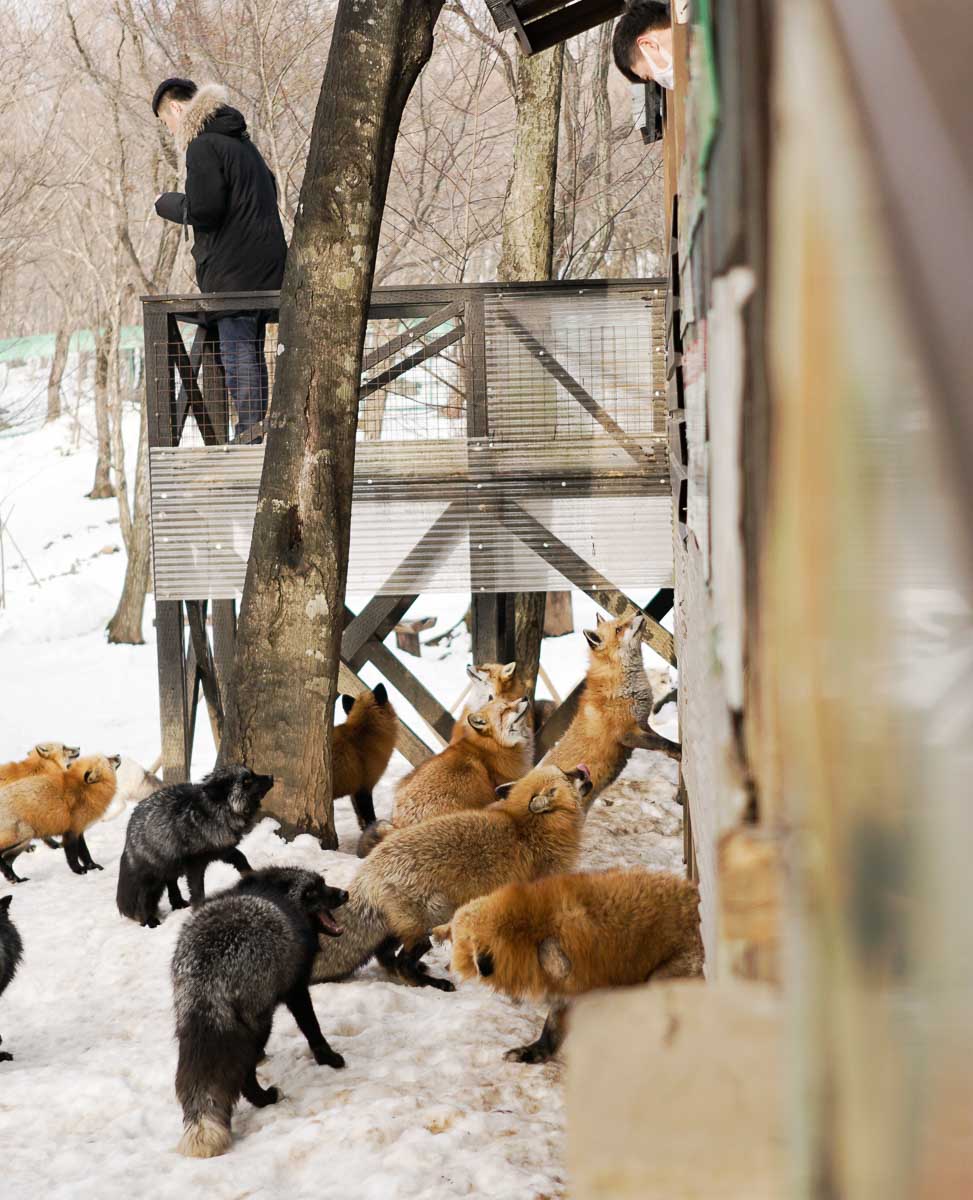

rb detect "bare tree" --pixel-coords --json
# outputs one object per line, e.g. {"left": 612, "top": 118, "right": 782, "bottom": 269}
{"left": 221, "top": 0, "right": 445, "bottom": 843}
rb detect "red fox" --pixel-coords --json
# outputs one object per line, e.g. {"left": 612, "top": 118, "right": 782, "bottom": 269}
{"left": 0, "top": 742, "right": 80, "bottom": 786}
{"left": 311, "top": 762, "right": 594, "bottom": 991}
{"left": 394, "top": 696, "right": 532, "bottom": 827}
{"left": 454, "top": 661, "right": 553, "bottom": 746}
{"left": 356, "top": 696, "right": 533, "bottom": 856}
{"left": 0, "top": 753, "right": 120, "bottom": 881}
{"left": 440, "top": 867, "right": 703, "bottom": 1061}
{"left": 331, "top": 684, "right": 397, "bottom": 831}
{"left": 542, "top": 612, "right": 680, "bottom": 802}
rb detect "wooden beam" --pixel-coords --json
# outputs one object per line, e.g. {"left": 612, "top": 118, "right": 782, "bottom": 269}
{"left": 493, "top": 500, "right": 677, "bottom": 665}
{"left": 349, "top": 636, "right": 452, "bottom": 746}
{"left": 186, "top": 600, "right": 224, "bottom": 746}
{"left": 362, "top": 300, "right": 465, "bottom": 371}
{"left": 516, "top": 0, "right": 625, "bottom": 55}
{"left": 341, "top": 595, "right": 416, "bottom": 662}
{"left": 156, "top": 600, "right": 190, "bottom": 782}
{"left": 492, "top": 306, "right": 654, "bottom": 471}
{"left": 359, "top": 325, "right": 465, "bottom": 401}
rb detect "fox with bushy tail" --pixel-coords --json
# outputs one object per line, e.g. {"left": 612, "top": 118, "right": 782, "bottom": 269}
{"left": 172, "top": 867, "right": 348, "bottom": 1157}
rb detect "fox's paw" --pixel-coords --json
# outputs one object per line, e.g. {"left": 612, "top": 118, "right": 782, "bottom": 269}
{"left": 142, "top": 917, "right": 161, "bottom": 929}
{"left": 87, "top": 861, "right": 104, "bottom": 872}
{"left": 420, "top": 974, "right": 455, "bottom": 993}
{"left": 504, "top": 1043, "right": 550, "bottom": 1065}
{"left": 251, "top": 1085, "right": 280, "bottom": 1107}
{"left": 314, "top": 1045, "right": 346, "bottom": 1069}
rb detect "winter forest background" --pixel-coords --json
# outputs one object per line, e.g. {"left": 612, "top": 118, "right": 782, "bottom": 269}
{"left": 0, "top": 0, "right": 663, "bottom": 642}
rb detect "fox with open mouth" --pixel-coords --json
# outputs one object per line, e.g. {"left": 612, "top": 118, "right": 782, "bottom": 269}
{"left": 171, "top": 866, "right": 348, "bottom": 1158}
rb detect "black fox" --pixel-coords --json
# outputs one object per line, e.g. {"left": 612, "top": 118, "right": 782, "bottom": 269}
{"left": 171, "top": 866, "right": 347, "bottom": 1157}
{"left": 0, "top": 895, "right": 23, "bottom": 1062}
{"left": 116, "top": 765, "right": 273, "bottom": 927}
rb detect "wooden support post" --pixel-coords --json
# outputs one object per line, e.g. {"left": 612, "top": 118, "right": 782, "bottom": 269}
{"left": 471, "top": 592, "right": 517, "bottom": 665}
{"left": 185, "top": 600, "right": 225, "bottom": 747}
{"left": 211, "top": 600, "right": 237, "bottom": 704}
{"left": 156, "top": 601, "right": 190, "bottom": 782}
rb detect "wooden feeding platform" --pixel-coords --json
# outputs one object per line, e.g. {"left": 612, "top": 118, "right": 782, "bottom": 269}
{"left": 143, "top": 279, "right": 675, "bottom": 781}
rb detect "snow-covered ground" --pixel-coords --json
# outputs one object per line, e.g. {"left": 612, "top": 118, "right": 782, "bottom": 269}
{"left": 0, "top": 364, "right": 680, "bottom": 1199}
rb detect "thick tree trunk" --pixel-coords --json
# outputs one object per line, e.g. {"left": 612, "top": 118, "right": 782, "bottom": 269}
{"left": 46, "top": 326, "right": 70, "bottom": 424}
{"left": 498, "top": 45, "right": 564, "bottom": 700}
{"left": 107, "top": 399, "right": 151, "bottom": 644}
{"left": 220, "top": 0, "right": 444, "bottom": 845}
{"left": 88, "top": 327, "right": 115, "bottom": 499}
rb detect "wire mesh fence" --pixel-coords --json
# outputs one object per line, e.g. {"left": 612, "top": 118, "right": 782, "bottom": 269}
{"left": 146, "top": 282, "right": 672, "bottom": 598}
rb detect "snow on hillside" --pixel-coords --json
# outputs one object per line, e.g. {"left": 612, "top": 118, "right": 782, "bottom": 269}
{"left": 0, "top": 367, "right": 680, "bottom": 1199}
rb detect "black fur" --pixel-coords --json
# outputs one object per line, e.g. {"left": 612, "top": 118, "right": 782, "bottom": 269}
{"left": 0, "top": 894, "right": 24, "bottom": 1061}
{"left": 116, "top": 765, "right": 273, "bottom": 927}
{"left": 171, "top": 867, "right": 348, "bottom": 1155}
{"left": 504, "top": 997, "right": 570, "bottom": 1064}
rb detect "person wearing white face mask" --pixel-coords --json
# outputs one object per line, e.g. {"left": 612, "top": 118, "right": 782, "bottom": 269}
{"left": 612, "top": 1, "right": 675, "bottom": 89}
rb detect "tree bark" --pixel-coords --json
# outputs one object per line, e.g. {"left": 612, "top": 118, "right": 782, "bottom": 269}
{"left": 88, "top": 326, "right": 115, "bottom": 499}
{"left": 107, "top": 398, "right": 151, "bottom": 644}
{"left": 46, "top": 325, "right": 70, "bottom": 424}
{"left": 498, "top": 44, "right": 564, "bottom": 700}
{"left": 220, "top": 0, "right": 444, "bottom": 845}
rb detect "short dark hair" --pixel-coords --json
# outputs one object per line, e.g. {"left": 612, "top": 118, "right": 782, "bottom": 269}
{"left": 151, "top": 77, "right": 197, "bottom": 116}
{"left": 612, "top": 2, "right": 670, "bottom": 84}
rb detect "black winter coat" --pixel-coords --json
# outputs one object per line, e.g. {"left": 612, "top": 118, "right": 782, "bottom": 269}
{"left": 156, "top": 100, "right": 287, "bottom": 295}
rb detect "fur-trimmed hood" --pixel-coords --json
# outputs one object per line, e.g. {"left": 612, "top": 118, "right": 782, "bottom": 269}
{"left": 176, "top": 83, "right": 245, "bottom": 151}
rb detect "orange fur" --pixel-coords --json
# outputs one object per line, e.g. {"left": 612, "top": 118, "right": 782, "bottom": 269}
{"left": 451, "top": 661, "right": 529, "bottom": 742}
{"left": 393, "top": 696, "right": 533, "bottom": 828}
{"left": 357, "top": 762, "right": 592, "bottom": 948}
{"left": 0, "top": 754, "right": 119, "bottom": 849}
{"left": 0, "top": 742, "right": 80, "bottom": 786}
{"left": 543, "top": 612, "right": 656, "bottom": 800}
{"left": 332, "top": 689, "right": 398, "bottom": 799}
{"left": 447, "top": 868, "right": 703, "bottom": 1000}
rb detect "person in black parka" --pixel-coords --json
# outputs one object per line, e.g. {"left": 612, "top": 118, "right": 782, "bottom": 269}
{"left": 152, "top": 78, "right": 287, "bottom": 437}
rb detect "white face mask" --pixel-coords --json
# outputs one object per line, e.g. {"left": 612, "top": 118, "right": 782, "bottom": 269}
{"left": 652, "top": 45, "right": 671, "bottom": 90}
{"left": 641, "top": 41, "right": 675, "bottom": 90}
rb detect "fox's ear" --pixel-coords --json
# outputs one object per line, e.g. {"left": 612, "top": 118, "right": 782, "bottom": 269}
{"left": 466, "top": 663, "right": 482, "bottom": 681}
{"left": 538, "top": 937, "right": 571, "bottom": 981}
{"left": 501, "top": 661, "right": 517, "bottom": 680}
{"left": 83, "top": 766, "right": 100, "bottom": 785}
{"left": 467, "top": 713, "right": 488, "bottom": 733}
{"left": 372, "top": 683, "right": 388, "bottom": 706}
{"left": 35, "top": 743, "right": 53, "bottom": 758}
{"left": 341, "top": 694, "right": 355, "bottom": 716}
{"left": 528, "top": 791, "right": 554, "bottom": 814}
{"left": 474, "top": 948, "right": 495, "bottom": 977}
{"left": 494, "top": 782, "right": 515, "bottom": 799}
{"left": 0, "top": 894, "right": 12, "bottom": 912}
{"left": 595, "top": 612, "right": 608, "bottom": 627}
{"left": 582, "top": 628, "right": 603, "bottom": 650}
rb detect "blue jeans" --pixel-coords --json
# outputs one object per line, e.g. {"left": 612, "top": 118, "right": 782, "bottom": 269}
{"left": 217, "top": 313, "right": 270, "bottom": 438}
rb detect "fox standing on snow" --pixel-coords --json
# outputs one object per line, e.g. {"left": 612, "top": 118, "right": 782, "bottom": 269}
{"left": 172, "top": 867, "right": 348, "bottom": 1158}
{"left": 311, "top": 762, "right": 593, "bottom": 991}
{"left": 331, "top": 684, "right": 398, "bottom": 832}
{"left": 0, "top": 753, "right": 120, "bottom": 882}
{"left": 116, "top": 765, "right": 273, "bottom": 927}
{"left": 441, "top": 867, "right": 703, "bottom": 1063}
{"left": 151, "top": 77, "right": 287, "bottom": 438}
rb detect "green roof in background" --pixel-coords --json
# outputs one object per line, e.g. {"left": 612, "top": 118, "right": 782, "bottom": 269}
{"left": 0, "top": 326, "right": 144, "bottom": 364}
